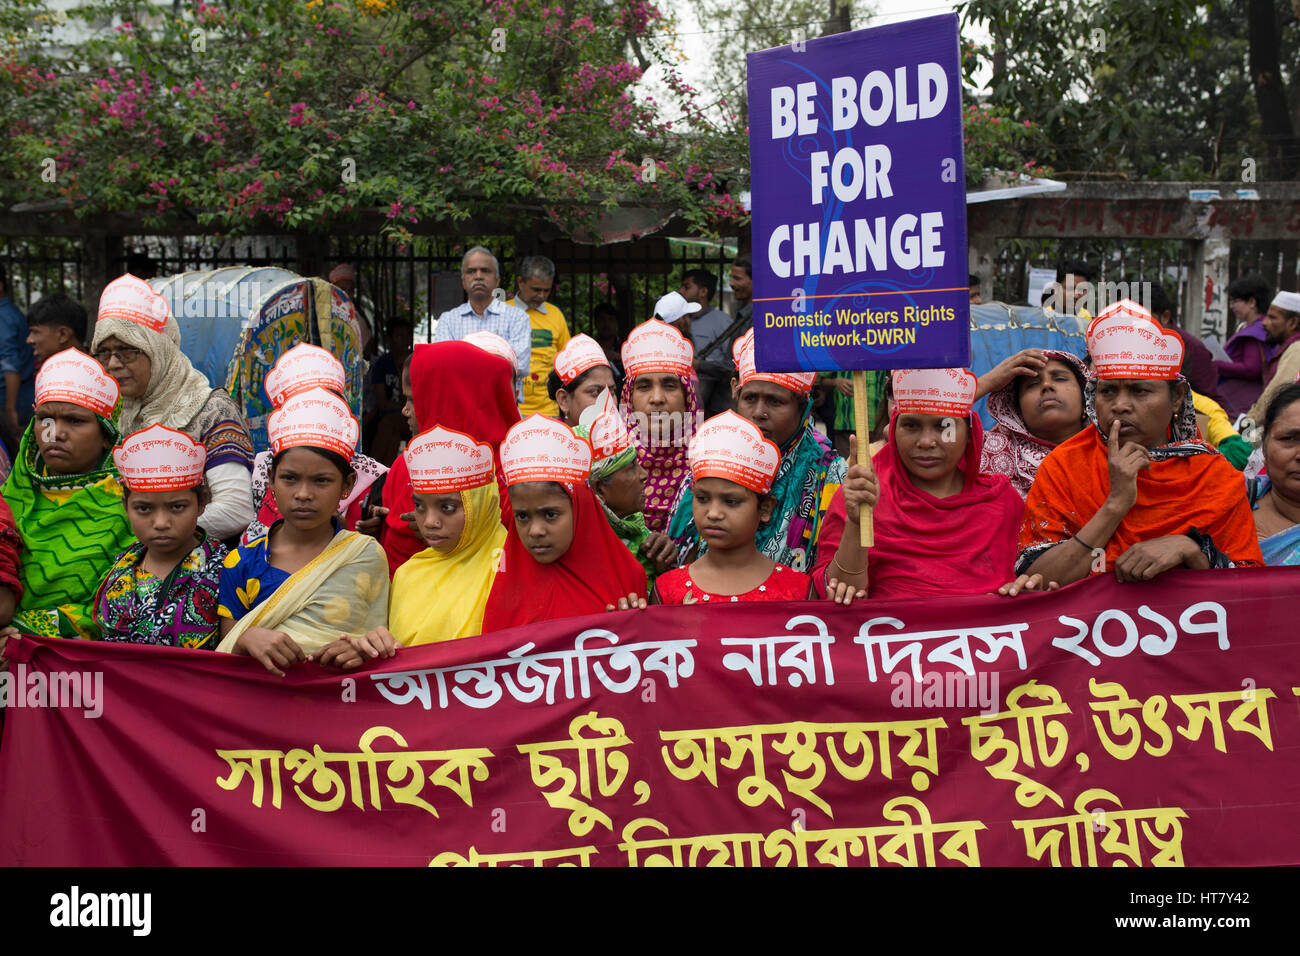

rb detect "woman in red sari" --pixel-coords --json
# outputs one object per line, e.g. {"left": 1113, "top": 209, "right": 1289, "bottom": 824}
{"left": 813, "top": 368, "right": 1025, "bottom": 602}
{"left": 481, "top": 415, "right": 647, "bottom": 631}
{"left": 375, "top": 341, "right": 520, "bottom": 574}
{"left": 1003, "top": 300, "right": 1262, "bottom": 595}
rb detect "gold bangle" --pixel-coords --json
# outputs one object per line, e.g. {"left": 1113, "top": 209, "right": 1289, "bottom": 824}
{"left": 831, "top": 555, "right": 867, "bottom": 577}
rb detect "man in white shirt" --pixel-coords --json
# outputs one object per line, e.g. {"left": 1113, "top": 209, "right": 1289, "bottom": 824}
{"left": 433, "top": 246, "right": 531, "bottom": 396}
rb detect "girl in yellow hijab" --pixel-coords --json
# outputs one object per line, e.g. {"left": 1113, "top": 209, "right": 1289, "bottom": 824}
{"left": 378, "top": 425, "right": 506, "bottom": 645}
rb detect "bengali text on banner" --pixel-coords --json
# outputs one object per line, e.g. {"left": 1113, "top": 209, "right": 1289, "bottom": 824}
{"left": 1, "top": 568, "right": 1298, "bottom": 866}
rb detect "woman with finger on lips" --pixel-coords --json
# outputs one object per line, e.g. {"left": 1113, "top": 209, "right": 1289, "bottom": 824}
{"left": 1003, "top": 300, "right": 1262, "bottom": 596}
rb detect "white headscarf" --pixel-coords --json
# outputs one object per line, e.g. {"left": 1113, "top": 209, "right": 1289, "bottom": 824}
{"left": 90, "top": 311, "right": 215, "bottom": 437}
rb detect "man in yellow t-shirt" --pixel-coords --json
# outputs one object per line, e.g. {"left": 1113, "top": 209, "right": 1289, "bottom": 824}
{"left": 508, "top": 255, "right": 571, "bottom": 417}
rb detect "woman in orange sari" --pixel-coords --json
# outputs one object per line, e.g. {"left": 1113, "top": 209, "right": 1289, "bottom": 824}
{"left": 1003, "top": 301, "right": 1262, "bottom": 595}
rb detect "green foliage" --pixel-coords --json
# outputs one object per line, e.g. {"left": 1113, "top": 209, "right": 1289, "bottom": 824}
{"left": 962, "top": 100, "right": 1052, "bottom": 187}
{"left": 0, "top": 0, "right": 750, "bottom": 237}
{"left": 957, "top": 0, "right": 1298, "bottom": 180}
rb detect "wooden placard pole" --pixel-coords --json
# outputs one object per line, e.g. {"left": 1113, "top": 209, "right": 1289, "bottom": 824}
{"left": 852, "top": 369, "right": 874, "bottom": 547}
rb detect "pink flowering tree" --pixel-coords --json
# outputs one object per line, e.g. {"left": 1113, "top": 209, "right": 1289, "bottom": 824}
{"left": 957, "top": 39, "right": 1051, "bottom": 187}
{"left": 0, "top": 0, "right": 750, "bottom": 239}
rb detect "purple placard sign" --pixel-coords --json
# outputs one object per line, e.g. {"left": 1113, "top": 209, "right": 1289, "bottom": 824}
{"left": 746, "top": 14, "right": 969, "bottom": 372}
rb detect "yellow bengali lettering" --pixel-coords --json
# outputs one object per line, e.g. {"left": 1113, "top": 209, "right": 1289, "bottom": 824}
{"left": 215, "top": 726, "right": 492, "bottom": 817}
{"left": 1013, "top": 788, "right": 1188, "bottom": 867}
{"left": 516, "top": 712, "right": 648, "bottom": 837}
{"left": 963, "top": 680, "right": 1069, "bottom": 809}
{"left": 618, "top": 797, "right": 984, "bottom": 867}
{"left": 428, "top": 845, "right": 599, "bottom": 867}
{"left": 658, "top": 719, "right": 946, "bottom": 818}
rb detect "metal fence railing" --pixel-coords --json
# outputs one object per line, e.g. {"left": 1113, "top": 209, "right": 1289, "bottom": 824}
{"left": 327, "top": 234, "right": 740, "bottom": 343}
{"left": 993, "top": 236, "right": 1193, "bottom": 319}
{"left": 0, "top": 237, "right": 85, "bottom": 309}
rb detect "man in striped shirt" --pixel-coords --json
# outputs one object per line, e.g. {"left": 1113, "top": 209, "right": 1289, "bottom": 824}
{"left": 433, "top": 246, "right": 531, "bottom": 396}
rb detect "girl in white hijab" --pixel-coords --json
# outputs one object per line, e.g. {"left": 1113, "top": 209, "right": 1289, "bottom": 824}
{"left": 91, "top": 273, "right": 255, "bottom": 540}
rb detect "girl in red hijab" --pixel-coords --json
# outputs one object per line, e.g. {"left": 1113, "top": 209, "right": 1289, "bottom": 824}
{"left": 379, "top": 341, "right": 520, "bottom": 574}
{"left": 482, "top": 415, "right": 648, "bottom": 632}
{"left": 813, "top": 368, "right": 1025, "bottom": 602}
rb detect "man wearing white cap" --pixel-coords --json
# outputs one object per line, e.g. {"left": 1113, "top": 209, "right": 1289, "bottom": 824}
{"left": 651, "top": 289, "right": 700, "bottom": 334}
{"left": 1247, "top": 291, "right": 1300, "bottom": 424}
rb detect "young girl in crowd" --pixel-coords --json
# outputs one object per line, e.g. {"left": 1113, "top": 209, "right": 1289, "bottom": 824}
{"left": 816, "top": 367, "right": 1026, "bottom": 602}
{"left": 481, "top": 415, "right": 647, "bottom": 631}
{"left": 2, "top": 350, "right": 135, "bottom": 639}
{"left": 619, "top": 320, "right": 700, "bottom": 533}
{"left": 95, "top": 424, "right": 226, "bottom": 649}
{"left": 576, "top": 389, "right": 677, "bottom": 583}
{"left": 380, "top": 425, "right": 507, "bottom": 644}
{"left": 670, "top": 329, "right": 844, "bottom": 572}
{"left": 656, "top": 411, "right": 810, "bottom": 603}
{"left": 216, "top": 387, "right": 394, "bottom": 674}
{"left": 551, "top": 333, "right": 619, "bottom": 427}
{"left": 242, "top": 344, "right": 387, "bottom": 543}
{"left": 376, "top": 341, "right": 520, "bottom": 574}
{"left": 1005, "top": 302, "right": 1263, "bottom": 595}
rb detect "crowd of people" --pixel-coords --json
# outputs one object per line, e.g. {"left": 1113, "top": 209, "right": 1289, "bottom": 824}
{"left": 0, "top": 254, "right": 1297, "bottom": 678}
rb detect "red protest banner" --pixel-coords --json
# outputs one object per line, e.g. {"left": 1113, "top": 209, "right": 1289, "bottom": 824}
{"left": 1, "top": 568, "right": 1298, "bottom": 866}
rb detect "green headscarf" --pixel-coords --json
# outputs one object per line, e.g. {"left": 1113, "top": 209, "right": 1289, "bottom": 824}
{"left": 600, "top": 497, "right": 658, "bottom": 583}
{"left": 2, "top": 414, "right": 135, "bottom": 640}
{"left": 574, "top": 420, "right": 659, "bottom": 581}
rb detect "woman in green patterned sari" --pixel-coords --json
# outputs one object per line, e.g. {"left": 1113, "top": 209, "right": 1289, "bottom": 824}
{"left": 2, "top": 349, "right": 135, "bottom": 639}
